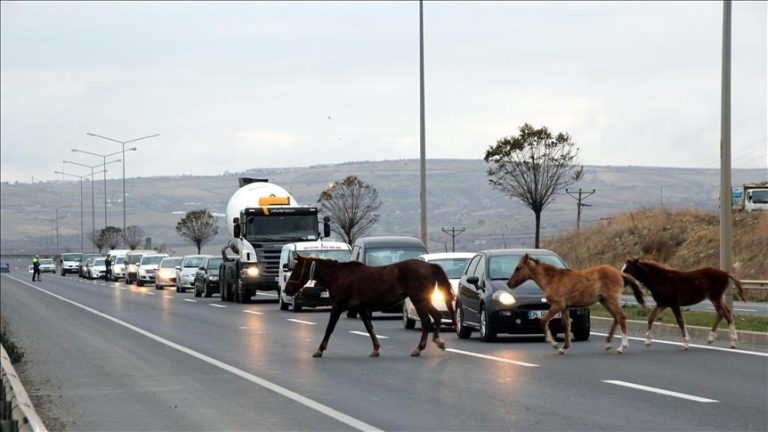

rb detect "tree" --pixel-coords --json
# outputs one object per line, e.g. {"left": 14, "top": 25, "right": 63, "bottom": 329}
{"left": 98, "top": 226, "right": 122, "bottom": 250}
{"left": 484, "top": 123, "right": 583, "bottom": 248}
{"left": 176, "top": 209, "right": 219, "bottom": 254}
{"left": 92, "top": 230, "right": 107, "bottom": 253}
{"left": 124, "top": 225, "right": 145, "bottom": 250}
{"left": 317, "top": 175, "right": 382, "bottom": 245}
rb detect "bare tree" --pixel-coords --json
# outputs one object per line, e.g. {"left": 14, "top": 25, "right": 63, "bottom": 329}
{"left": 98, "top": 226, "right": 122, "bottom": 250}
{"left": 484, "top": 123, "right": 583, "bottom": 248}
{"left": 92, "top": 230, "right": 107, "bottom": 253}
{"left": 176, "top": 209, "right": 219, "bottom": 254}
{"left": 317, "top": 175, "right": 382, "bottom": 245}
{"left": 124, "top": 225, "right": 145, "bottom": 250}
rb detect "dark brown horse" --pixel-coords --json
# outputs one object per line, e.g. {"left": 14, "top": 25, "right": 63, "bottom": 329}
{"left": 622, "top": 259, "right": 747, "bottom": 349}
{"left": 284, "top": 253, "right": 456, "bottom": 357}
{"left": 507, "top": 254, "right": 645, "bottom": 354}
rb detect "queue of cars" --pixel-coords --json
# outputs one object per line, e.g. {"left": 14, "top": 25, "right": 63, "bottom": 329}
{"left": 55, "top": 237, "right": 590, "bottom": 344}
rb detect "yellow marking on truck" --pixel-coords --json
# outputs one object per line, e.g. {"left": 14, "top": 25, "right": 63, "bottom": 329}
{"left": 258, "top": 196, "right": 290, "bottom": 206}
{"left": 262, "top": 207, "right": 269, "bottom": 215}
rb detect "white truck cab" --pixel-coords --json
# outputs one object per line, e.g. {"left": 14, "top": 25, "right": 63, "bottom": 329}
{"left": 277, "top": 240, "right": 351, "bottom": 311}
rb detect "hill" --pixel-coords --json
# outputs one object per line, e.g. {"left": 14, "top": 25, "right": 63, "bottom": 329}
{"left": 544, "top": 209, "right": 768, "bottom": 280}
{"left": 1, "top": 159, "right": 765, "bottom": 256}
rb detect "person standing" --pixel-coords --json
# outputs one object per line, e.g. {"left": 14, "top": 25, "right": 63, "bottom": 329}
{"left": 104, "top": 255, "right": 113, "bottom": 281}
{"left": 32, "top": 255, "right": 41, "bottom": 281}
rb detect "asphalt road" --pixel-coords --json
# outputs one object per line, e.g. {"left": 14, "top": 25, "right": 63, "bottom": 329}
{"left": 621, "top": 295, "right": 768, "bottom": 316}
{"left": 2, "top": 273, "right": 767, "bottom": 431}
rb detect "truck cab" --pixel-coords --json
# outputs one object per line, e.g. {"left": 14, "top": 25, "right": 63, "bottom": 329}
{"left": 277, "top": 240, "right": 351, "bottom": 311}
{"left": 745, "top": 187, "right": 768, "bottom": 212}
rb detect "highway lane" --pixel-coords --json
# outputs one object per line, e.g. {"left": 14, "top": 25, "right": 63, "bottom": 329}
{"left": 620, "top": 295, "right": 768, "bottom": 316}
{"left": 2, "top": 273, "right": 766, "bottom": 431}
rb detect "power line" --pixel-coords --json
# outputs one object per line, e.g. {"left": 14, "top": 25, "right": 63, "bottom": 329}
{"left": 565, "top": 188, "right": 596, "bottom": 232}
{"left": 441, "top": 226, "right": 465, "bottom": 252}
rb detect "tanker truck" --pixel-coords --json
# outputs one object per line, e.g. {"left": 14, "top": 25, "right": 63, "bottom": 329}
{"left": 220, "top": 178, "right": 329, "bottom": 303}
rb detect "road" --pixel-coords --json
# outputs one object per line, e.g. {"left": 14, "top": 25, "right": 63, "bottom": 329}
{"left": 621, "top": 295, "right": 768, "bottom": 316}
{"left": 2, "top": 273, "right": 767, "bottom": 431}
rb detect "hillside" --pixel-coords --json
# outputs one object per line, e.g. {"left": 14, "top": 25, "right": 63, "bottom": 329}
{"left": 544, "top": 209, "right": 768, "bottom": 280}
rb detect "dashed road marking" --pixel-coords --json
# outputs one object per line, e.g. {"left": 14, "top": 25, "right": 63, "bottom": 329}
{"left": 184, "top": 299, "right": 197, "bottom": 303}
{"left": 243, "top": 309, "right": 263, "bottom": 315}
{"left": 287, "top": 319, "right": 316, "bottom": 325}
{"left": 164, "top": 295, "right": 174, "bottom": 299}
{"left": 602, "top": 380, "right": 718, "bottom": 403}
{"left": 210, "top": 304, "right": 226, "bottom": 308}
{"left": 591, "top": 332, "right": 768, "bottom": 357}
{"left": 349, "top": 331, "right": 388, "bottom": 339}
{"left": 446, "top": 348, "right": 540, "bottom": 367}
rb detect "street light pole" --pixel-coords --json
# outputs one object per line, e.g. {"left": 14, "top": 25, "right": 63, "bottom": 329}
{"left": 63, "top": 160, "right": 120, "bottom": 251}
{"left": 55, "top": 171, "right": 94, "bottom": 253}
{"left": 71, "top": 148, "right": 126, "bottom": 230}
{"left": 87, "top": 133, "right": 160, "bottom": 244}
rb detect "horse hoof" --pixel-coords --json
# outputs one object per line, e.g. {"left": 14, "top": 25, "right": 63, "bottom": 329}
{"left": 730, "top": 344, "right": 737, "bottom": 349}
{"left": 369, "top": 351, "right": 380, "bottom": 358}
{"left": 604, "top": 344, "right": 612, "bottom": 351}
{"left": 411, "top": 350, "right": 421, "bottom": 357}
{"left": 616, "top": 348, "right": 624, "bottom": 355}
{"left": 312, "top": 351, "right": 323, "bottom": 358}
{"left": 435, "top": 340, "right": 446, "bottom": 350}
{"left": 558, "top": 348, "right": 568, "bottom": 355}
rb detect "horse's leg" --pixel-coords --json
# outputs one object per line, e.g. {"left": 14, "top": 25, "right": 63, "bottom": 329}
{"left": 313, "top": 305, "right": 344, "bottom": 358}
{"left": 599, "top": 298, "right": 618, "bottom": 350}
{"left": 427, "top": 305, "right": 446, "bottom": 351}
{"left": 412, "top": 302, "right": 433, "bottom": 357}
{"left": 541, "top": 304, "right": 564, "bottom": 350}
{"left": 559, "top": 308, "right": 571, "bottom": 355}
{"left": 357, "top": 307, "right": 381, "bottom": 357}
{"left": 708, "top": 298, "right": 725, "bottom": 344}
{"left": 712, "top": 297, "right": 738, "bottom": 348}
{"left": 645, "top": 305, "right": 666, "bottom": 347}
{"left": 669, "top": 305, "right": 689, "bottom": 350}
{"left": 603, "top": 298, "right": 629, "bottom": 354}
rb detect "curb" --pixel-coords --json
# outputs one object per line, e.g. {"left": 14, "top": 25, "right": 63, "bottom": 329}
{"left": 591, "top": 317, "right": 768, "bottom": 347}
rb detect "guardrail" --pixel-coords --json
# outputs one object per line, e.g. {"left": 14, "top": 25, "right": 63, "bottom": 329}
{"left": 742, "top": 280, "right": 768, "bottom": 302}
{"left": 1, "top": 344, "right": 46, "bottom": 432}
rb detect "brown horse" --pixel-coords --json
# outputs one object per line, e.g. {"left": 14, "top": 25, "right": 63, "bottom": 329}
{"left": 621, "top": 259, "right": 747, "bottom": 349}
{"left": 284, "top": 253, "right": 456, "bottom": 358}
{"left": 507, "top": 254, "right": 645, "bottom": 354}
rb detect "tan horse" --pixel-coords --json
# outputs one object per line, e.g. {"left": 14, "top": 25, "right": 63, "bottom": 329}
{"left": 507, "top": 254, "right": 645, "bottom": 354}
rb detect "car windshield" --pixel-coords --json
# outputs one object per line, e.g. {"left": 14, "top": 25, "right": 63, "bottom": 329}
{"left": 184, "top": 256, "right": 206, "bottom": 267}
{"left": 40, "top": 259, "right": 54, "bottom": 265}
{"left": 365, "top": 247, "right": 426, "bottom": 266}
{"left": 489, "top": 254, "right": 566, "bottom": 280}
{"left": 298, "top": 249, "right": 351, "bottom": 262}
{"left": 206, "top": 258, "right": 223, "bottom": 269}
{"left": 62, "top": 253, "right": 82, "bottom": 261}
{"left": 161, "top": 258, "right": 181, "bottom": 268}
{"left": 94, "top": 258, "right": 105, "bottom": 265}
{"left": 116, "top": 257, "right": 124, "bottom": 264}
{"left": 141, "top": 256, "right": 165, "bottom": 265}
{"left": 430, "top": 258, "right": 471, "bottom": 279}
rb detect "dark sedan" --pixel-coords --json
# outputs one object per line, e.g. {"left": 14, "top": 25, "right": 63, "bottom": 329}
{"left": 193, "top": 257, "right": 223, "bottom": 298}
{"left": 455, "top": 249, "right": 590, "bottom": 342}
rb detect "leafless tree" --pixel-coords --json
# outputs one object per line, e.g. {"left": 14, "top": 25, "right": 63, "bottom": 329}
{"left": 124, "top": 225, "right": 145, "bottom": 250}
{"left": 92, "top": 230, "right": 107, "bottom": 253}
{"left": 176, "top": 209, "right": 219, "bottom": 254}
{"left": 317, "top": 175, "right": 381, "bottom": 245}
{"left": 484, "top": 123, "right": 583, "bottom": 248}
{"left": 98, "top": 226, "right": 122, "bottom": 250}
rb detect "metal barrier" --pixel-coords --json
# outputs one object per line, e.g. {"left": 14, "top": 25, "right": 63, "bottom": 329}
{"left": 742, "top": 280, "right": 768, "bottom": 302}
{"left": 1, "top": 344, "right": 46, "bottom": 432}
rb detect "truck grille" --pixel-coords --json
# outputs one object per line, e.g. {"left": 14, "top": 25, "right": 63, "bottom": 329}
{"left": 256, "top": 247, "right": 282, "bottom": 278}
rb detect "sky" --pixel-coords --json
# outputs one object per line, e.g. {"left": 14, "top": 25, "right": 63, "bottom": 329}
{"left": 1, "top": 1, "right": 766, "bottom": 184}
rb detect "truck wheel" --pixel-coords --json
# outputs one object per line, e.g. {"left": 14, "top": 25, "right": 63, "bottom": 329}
{"left": 137, "top": 280, "right": 144, "bottom": 287}
{"left": 279, "top": 290, "right": 289, "bottom": 311}
{"left": 292, "top": 300, "right": 303, "bottom": 313}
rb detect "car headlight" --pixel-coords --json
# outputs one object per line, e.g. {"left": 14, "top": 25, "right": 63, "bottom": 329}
{"left": 494, "top": 291, "right": 516, "bottom": 306}
{"left": 431, "top": 289, "right": 445, "bottom": 306}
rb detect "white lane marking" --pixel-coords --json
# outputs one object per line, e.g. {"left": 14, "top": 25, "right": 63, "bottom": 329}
{"left": 591, "top": 332, "right": 768, "bottom": 357}
{"left": 256, "top": 291, "right": 278, "bottom": 297}
{"left": 242, "top": 309, "right": 263, "bottom": 315}
{"left": 164, "top": 295, "right": 174, "bottom": 299}
{"left": 349, "top": 331, "right": 389, "bottom": 339}
{"left": 183, "top": 299, "right": 197, "bottom": 303}
{"left": 734, "top": 308, "right": 757, "bottom": 312}
{"left": 287, "top": 319, "right": 316, "bottom": 325}
{"left": 446, "top": 348, "right": 540, "bottom": 367}
{"left": 602, "top": 380, "right": 718, "bottom": 403}
{"left": 120, "top": 287, "right": 128, "bottom": 290}
{"left": 147, "top": 292, "right": 156, "bottom": 295}
{"left": 210, "top": 304, "right": 226, "bottom": 308}
{"left": 3, "top": 274, "right": 382, "bottom": 432}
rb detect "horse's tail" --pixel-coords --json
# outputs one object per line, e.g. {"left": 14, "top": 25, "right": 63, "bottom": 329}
{"left": 431, "top": 264, "right": 457, "bottom": 329}
{"left": 728, "top": 274, "right": 748, "bottom": 302}
{"left": 623, "top": 273, "right": 646, "bottom": 309}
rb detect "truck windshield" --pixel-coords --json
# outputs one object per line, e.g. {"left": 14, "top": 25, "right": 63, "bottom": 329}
{"left": 298, "top": 250, "right": 351, "bottom": 262}
{"left": 750, "top": 189, "right": 768, "bottom": 204}
{"left": 245, "top": 214, "right": 318, "bottom": 242}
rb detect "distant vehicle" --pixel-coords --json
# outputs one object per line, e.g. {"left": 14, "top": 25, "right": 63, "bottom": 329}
{"left": 112, "top": 256, "right": 126, "bottom": 281}
{"left": 455, "top": 249, "right": 590, "bottom": 342}
{"left": 349, "top": 236, "right": 428, "bottom": 316}
{"left": 136, "top": 254, "right": 169, "bottom": 286}
{"left": 124, "top": 250, "right": 155, "bottom": 284}
{"left": 78, "top": 254, "right": 100, "bottom": 278}
{"left": 88, "top": 257, "right": 107, "bottom": 280}
{"left": 733, "top": 183, "right": 768, "bottom": 212}
{"left": 194, "top": 256, "right": 224, "bottom": 298}
{"left": 278, "top": 240, "right": 351, "bottom": 312}
{"left": 155, "top": 257, "right": 182, "bottom": 290}
{"left": 59, "top": 252, "right": 83, "bottom": 275}
{"left": 176, "top": 255, "right": 210, "bottom": 293}
{"left": 29, "top": 258, "right": 56, "bottom": 274}
{"left": 403, "top": 252, "right": 475, "bottom": 329}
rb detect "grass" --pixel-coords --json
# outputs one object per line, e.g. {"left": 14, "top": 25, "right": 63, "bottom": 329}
{"left": 590, "top": 304, "right": 768, "bottom": 333}
{"left": 0, "top": 318, "right": 24, "bottom": 363}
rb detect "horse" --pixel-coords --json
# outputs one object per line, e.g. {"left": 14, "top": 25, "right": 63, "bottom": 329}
{"left": 284, "top": 253, "right": 456, "bottom": 358}
{"left": 507, "top": 254, "right": 646, "bottom": 354}
{"left": 621, "top": 259, "right": 747, "bottom": 350}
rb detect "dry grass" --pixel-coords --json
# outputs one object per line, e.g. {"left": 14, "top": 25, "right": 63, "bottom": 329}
{"left": 544, "top": 209, "right": 768, "bottom": 280}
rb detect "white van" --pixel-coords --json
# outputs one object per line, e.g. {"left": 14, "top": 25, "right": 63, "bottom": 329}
{"left": 278, "top": 240, "right": 351, "bottom": 312}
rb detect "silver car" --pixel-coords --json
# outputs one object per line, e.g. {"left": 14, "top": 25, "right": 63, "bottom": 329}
{"left": 176, "top": 255, "right": 210, "bottom": 293}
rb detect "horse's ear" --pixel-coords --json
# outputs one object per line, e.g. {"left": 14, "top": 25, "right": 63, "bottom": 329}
{"left": 521, "top": 253, "right": 530, "bottom": 263}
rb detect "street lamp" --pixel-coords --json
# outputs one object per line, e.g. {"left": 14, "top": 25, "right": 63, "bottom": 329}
{"left": 86, "top": 132, "right": 160, "bottom": 243}
{"left": 71, "top": 147, "right": 133, "bottom": 230}
{"left": 63, "top": 159, "right": 120, "bottom": 248}
{"left": 54, "top": 170, "right": 105, "bottom": 253}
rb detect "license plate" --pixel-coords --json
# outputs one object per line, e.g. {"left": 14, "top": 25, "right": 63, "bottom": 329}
{"left": 320, "top": 291, "right": 329, "bottom": 298}
{"left": 528, "top": 310, "right": 560, "bottom": 319}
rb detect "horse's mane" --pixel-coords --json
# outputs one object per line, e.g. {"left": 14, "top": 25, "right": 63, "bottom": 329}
{"left": 527, "top": 256, "right": 573, "bottom": 272}
{"left": 638, "top": 259, "right": 676, "bottom": 272}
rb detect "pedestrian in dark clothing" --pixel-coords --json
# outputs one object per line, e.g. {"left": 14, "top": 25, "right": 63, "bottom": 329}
{"left": 104, "top": 255, "right": 113, "bottom": 281}
{"left": 32, "top": 255, "right": 41, "bottom": 281}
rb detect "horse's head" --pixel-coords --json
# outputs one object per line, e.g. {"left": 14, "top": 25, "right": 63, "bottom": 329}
{"left": 507, "top": 254, "right": 537, "bottom": 289}
{"left": 284, "top": 252, "right": 316, "bottom": 297}
{"left": 621, "top": 258, "right": 642, "bottom": 278}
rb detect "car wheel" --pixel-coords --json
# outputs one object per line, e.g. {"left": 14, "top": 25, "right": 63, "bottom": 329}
{"left": 204, "top": 284, "right": 212, "bottom": 298}
{"left": 479, "top": 307, "right": 497, "bottom": 342}
{"left": 279, "top": 290, "right": 289, "bottom": 311}
{"left": 403, "top": 302, "right": 416, "bottom": 330}
{"left": 455, "top": 302, "right": 472, "bottom": 339}
{"left": 572, "top": 314, "right": 591, "bottom": 341}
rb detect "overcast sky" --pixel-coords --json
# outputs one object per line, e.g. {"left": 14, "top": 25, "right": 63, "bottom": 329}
{"left": 1, "top": 1, "right": 766, "bottom": 183}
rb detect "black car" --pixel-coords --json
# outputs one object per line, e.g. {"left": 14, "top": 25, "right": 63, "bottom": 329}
{"left": 455, "top": 249, "right": 590, "bottom": 342}
{"left": 194, "top": 257, "right": 223, "bottom": 298}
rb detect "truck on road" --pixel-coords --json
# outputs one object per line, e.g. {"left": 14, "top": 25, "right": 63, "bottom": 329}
{"left": 219, "top": 178, "right": 329, "bottom": 304}
{"left": 733, "top": 183, "right": 768, "bottom": 212}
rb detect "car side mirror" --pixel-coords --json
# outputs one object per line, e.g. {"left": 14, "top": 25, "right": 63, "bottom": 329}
{"left": 323, "top": 216, "right": 331, "bottom": 238}
{"left": 466, "top": 275, "right": 479, "bottom": 285}
{"left": 175, "top": 266, "right": 181, "bottom": 270}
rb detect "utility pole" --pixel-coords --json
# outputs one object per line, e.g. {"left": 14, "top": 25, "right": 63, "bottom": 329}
{"left": 418, "top": 0, "right": 428, "bottom": 247}
{"left": 720, "top": 0, "right": 733, "bottom": 311}
{"left": 566, "top": 188, "right": 596, "bottom": 232}
{"left": 441, "top": 226, "right": 465, "bottom": 252}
